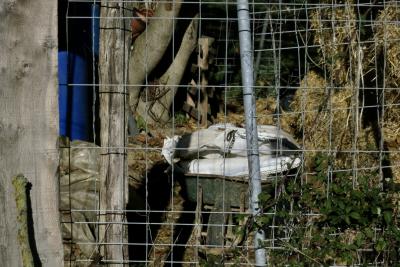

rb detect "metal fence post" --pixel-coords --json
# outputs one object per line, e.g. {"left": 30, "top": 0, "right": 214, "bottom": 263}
{"left": 236, "top": 0, "right": 267, "bottom": 265}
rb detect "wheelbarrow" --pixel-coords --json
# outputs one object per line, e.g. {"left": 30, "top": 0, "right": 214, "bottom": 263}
{"left": 178, "top": 172, "right": 277, "bottom": 249}
{"left": 162, "top": 124, "right": 301, "bottom": 258}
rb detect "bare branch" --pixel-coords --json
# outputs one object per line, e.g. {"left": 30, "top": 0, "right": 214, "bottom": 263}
{"left": 128, "top": 2, "right": 182, "bottom": 110}
{"left": 136, "top": 15, "right": 199, "bottom": 124}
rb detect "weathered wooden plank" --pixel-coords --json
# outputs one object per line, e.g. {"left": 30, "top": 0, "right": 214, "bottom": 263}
{"left": 0, "top": 1, "right": 63, "bottom": 266}
{"left": 98, "top": 2, "right": 130, "bottom": 265}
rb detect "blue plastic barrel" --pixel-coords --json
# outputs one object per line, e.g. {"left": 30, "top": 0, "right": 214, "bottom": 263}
{"left": 58, "top": 52, "right": 91, "bottom": 141}
{"left": 91, "top": 4, "right": 100, "bottom": 56}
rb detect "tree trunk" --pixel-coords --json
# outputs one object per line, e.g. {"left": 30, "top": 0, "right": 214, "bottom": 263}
{"left": 135, "top": 15, "right": 199, "bottom": 124}
{"left": 128, "top": 2, "right": 182, "bottom": 111}
{"left": 98, "top": 2, "right": 130, "bottom": 264}
{"left": 0, "top": 1, "right": 63, "bottom": 266}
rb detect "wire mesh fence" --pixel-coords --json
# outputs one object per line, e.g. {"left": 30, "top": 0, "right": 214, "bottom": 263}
{"left": 59, "top": 0, "right": 400, "bottom": 265}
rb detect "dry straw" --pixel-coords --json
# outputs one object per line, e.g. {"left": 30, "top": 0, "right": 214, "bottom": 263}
{"left": 290, "top": 71, "right": 379, "bottom": 179}
{"left": 310, "top": 0, "right": 357, "bottom": 85}
{"left": 373, "top": 3, "right": 400, "bottom": 182}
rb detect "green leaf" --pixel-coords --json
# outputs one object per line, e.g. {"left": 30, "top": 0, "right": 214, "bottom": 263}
{"left": 256, "top": 215, "right": 270, "bottom": 226}
{"left": 345, "top": 206, "right": 352, "bottom": 214}
{"left": 235, "top": 214, "right": 246, "bottom": 221}
{"left": 389, "top": 226, "right": 400, "bottom": 242}
{"left": 344, "top": 216, "right": 351, "bottom": 225}
{"left": 352, "top": 190, "right": 363, "bottom": 199}
{"left": 372, "top": 206, "right": 381, "bottom": 215}
{"left": 258, "top": 192, "right": 271, "bottom": 203}
{"left": 322, "top": 199, "right": 332, "bottom": 214}
{"left": 364, "top": 228, "right": 374, "bottom": 239}
{"left": 350, "top": 212, "right": 361, "bottom": 221}
{"left": 338, "top": 200, "right": 345, "bottom": 210}
{"left": 354, "top": 232, "right": 365, "bottom": 247}
{"left": 375, "top": 237, "right": 387, "bottom": 252}
{"left": 384, "top": 211, "right": 393, "bottom": 225}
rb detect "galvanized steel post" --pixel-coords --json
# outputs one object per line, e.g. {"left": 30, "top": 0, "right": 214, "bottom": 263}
{"left": 236, "top": 0, "right": 267, "bottom": 265}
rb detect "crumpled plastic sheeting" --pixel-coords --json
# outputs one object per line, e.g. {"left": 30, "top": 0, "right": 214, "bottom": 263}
{"left": 60, "top": 140, "right": 100, "bottom": 175}
{"left": 60, "top": 140, "right": 100, "bottom": 264}
{"left": 162, "top": 124, "right": 301, "bottom": 179}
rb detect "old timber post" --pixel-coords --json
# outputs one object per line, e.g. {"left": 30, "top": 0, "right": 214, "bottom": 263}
{"left": 0, "top": 0, "right": 64, "bottom": 266}
{"left": 98, "top": 1, "right": 129, "bottom": 264}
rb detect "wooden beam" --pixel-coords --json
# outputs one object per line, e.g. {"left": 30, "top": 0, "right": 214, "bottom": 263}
{"left": 99, "top": 2, "right": 129, "bottom": 264}
{"left": 0, "top": 0, "right": 63, "bottom": 265}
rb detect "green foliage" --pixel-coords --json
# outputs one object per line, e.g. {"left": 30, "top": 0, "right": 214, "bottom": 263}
{"left": 136, "top": 114, "right": 147, "bottom": 130}
{"left": 199, "top": 255, "right": 223, "bottom": 267}
{"left": 252, "top": 153, "right": 400, "bottom": 266}
{"left": 173, "top": 111, "right": 188, "bottom": 126}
